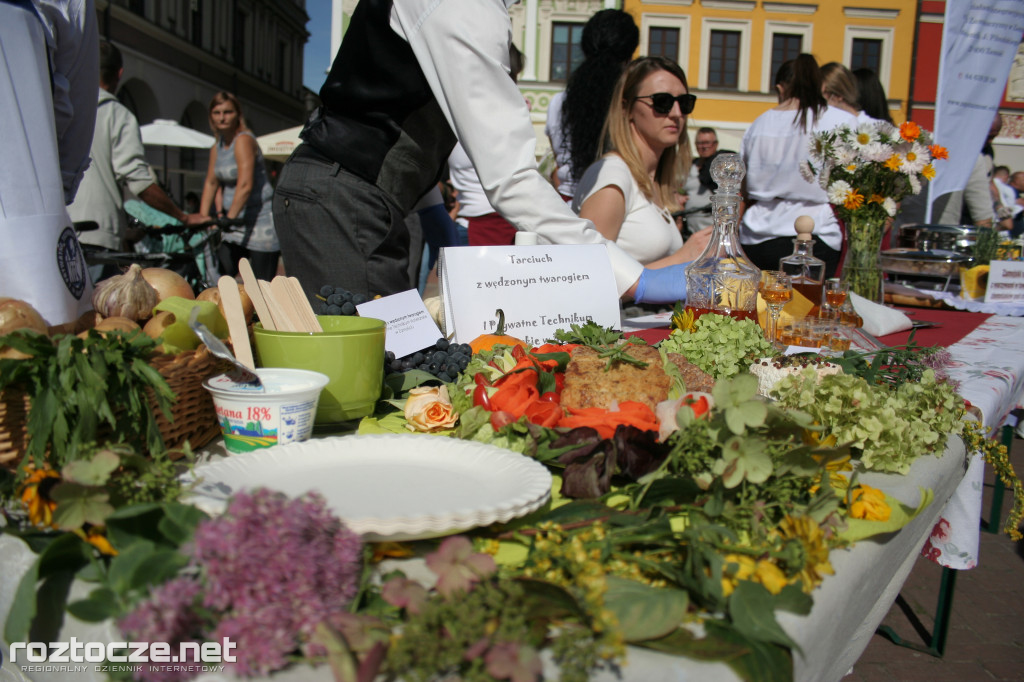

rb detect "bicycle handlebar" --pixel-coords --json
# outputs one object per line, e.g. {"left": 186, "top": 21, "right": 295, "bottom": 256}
{"left": 136, "top": 216, "right": 249, "bottom": 236}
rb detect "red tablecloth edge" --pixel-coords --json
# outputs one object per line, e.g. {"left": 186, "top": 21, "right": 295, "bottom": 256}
{"left": 625, "top": 308, "right": 993, "bottom": 350}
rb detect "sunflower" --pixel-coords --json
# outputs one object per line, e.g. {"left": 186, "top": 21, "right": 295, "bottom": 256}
{"left": 772, "top": 514, "right": 834, "bottom": 592}
{"left": 18, "top": 465, "right": 61, "bottom": 528}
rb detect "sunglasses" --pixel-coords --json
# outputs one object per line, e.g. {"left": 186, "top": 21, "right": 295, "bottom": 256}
{"left": 634, "top": 92, "right": 697, "bottom": 115}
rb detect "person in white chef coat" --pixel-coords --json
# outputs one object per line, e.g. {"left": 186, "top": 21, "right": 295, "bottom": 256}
{"left": 0, "top": 0, "right": 98, "bottom": 327}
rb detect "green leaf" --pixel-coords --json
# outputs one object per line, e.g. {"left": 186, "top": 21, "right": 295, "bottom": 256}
{"left": 67, "top": 587, "right": 119, "bottom": 622}
{"left": 105, "top": 541, "right": 157, "bottom": 594}
{"left": 773, "top": 584, "right": 813, "bottom": 616}
{"left": 50, "top": 483, "right": 115, "bottom": 530}
{"left": 64, "top": 449, "right": 121, "bottom": 487}
{"left": 839, "top": 486, "right": 934, "bottom": 543}
{"left": 129, "top": 549, "right": 189, "bottom": 590}
{"left": 156, "top": 503, "right": 208, "bottom": 546}
{"left": 516, "top": 578, "right": 585, "bottom": 620}
{"left": 4, "top": 554, "right": 41, "bottom": 644}
{"left": 383, "top": 369, "right": 438, "bottom": 395}
{"left": 728, "top": 581, "right": 800, "bottom": 651}
{"left": 604, "top": 576, "right": 689, "bottom": 642}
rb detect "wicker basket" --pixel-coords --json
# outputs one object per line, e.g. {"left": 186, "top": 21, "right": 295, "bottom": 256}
{"left": 0, "top": 345, "right": 230, "bottom": 470}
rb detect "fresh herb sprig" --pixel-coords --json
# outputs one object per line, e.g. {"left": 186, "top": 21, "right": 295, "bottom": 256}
{"left": 0, "top": 329, "right": 175, "bottom": 469}
{"left": 550, "top": 321, "right": 649, "bottom": 370}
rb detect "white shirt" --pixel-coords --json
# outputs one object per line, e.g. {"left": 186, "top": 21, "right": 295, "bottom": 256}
{"left": 448, "top": 141, "right": 493, "bottom": 218}
{"left": 69, "top": 89, "right": 158, "bottom": 250}
{"left": 573, "top": 155, "right": 683, "bottom": 265}
{"left": 994, "top": 176, "right": 1021, "bottom": 218}
{"left": 544, "top": 91, "right": 575, "bottom": 199}
{"left": 389, "top": 0, "right": 644, "bottom": 296}
{"left": 740, "top": 105, "right": 857, "bottom": 251}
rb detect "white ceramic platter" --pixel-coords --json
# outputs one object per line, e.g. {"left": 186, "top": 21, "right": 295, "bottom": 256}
{"left": 183, "top": 434, "right": 552, "bottom": 541}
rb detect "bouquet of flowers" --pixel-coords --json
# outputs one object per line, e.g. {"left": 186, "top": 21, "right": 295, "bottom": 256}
{"left": 801, "top": 120, "right": 948, "bottom": 300}
{"left": 802, "top": 120, "right": 947, "bottom": 223}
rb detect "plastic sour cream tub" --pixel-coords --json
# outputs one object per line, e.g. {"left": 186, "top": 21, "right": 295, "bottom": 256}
{"left": 203, "top": 368, "right": 329, "bottom": 453}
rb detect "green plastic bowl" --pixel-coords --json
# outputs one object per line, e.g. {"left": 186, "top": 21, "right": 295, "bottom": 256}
{"left": 253, "top": 315, "right": 386, "bottom": 424}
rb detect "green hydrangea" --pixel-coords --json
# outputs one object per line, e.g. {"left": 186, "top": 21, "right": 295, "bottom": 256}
{"left": 659, "top": 314, "right": 776, "bottom": 379}
{"left": 771, "top": 369, "right": 963, "bottom": 474}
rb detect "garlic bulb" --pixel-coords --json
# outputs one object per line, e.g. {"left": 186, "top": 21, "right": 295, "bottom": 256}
{"left": 92, "top": 264, "right": 160, "bottom": 322}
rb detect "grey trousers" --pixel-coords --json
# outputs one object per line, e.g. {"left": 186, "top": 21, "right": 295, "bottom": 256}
{"left": 272, "top": 145, "right": 411, "bottom": 303}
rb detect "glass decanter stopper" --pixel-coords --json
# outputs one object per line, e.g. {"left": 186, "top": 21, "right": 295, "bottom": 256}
{"left": 683, "top": 153, "right": 761, "bottom": 321}
{"left": 779, "top": 215, "right": 825, "bottom": 311}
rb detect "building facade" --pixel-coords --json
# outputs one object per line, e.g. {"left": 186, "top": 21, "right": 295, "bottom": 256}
{"left": 96, "top": 0, "right": 311, "bottom": 200}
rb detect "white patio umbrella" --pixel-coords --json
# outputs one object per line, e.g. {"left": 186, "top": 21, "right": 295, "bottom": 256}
{"left": 139, "top": 119, "right": 216, "bottom": 181}
{"left": 257, "top": 125, "right": 303, "bottom": 162}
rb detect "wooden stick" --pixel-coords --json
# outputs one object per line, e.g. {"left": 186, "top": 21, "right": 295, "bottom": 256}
{"left": 259, "top": 280, "right": 290, "bottom": 332}
{"left": 239, "top": 258, "right": 276, "bottom": 331}
{"left": 218, "top": 275, "right": 255, "bottom": 369}
{"left": 287, "top": 277, "right": 323, "bottom": 332}
{"left": 270, "top": 276, "right": 304, "bottom": 332}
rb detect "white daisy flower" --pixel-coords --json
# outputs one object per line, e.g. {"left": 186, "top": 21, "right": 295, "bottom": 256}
{"left": 861, "top": 142, "right": 892, "bottom": 163}
{"left": 827, "top": 179, "right": 852, "bottom": 205}
{"left": 852, "top": 123, "right": 879, "bottom": 149}
{"left": 836, "top": 146, "right": 859, "bottom": 166}
{"left": 883, "top": 197, "right": 897, "bottom": 217}
{"left": 908, "top": 174, "right": 921, "bottom": 194}
{"left": 900, "top": 144, "right": 927, "bottom": 174}
{"left": 799, "top": 160, "right": 815, "bottom": 183}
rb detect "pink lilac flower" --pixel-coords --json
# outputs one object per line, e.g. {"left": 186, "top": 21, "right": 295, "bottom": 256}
{"left": 118, "top": 577, "right": 203, "bottom": 682}
{"left": 484, "top": 642, "right": 543, "bottom": 682}
{"left": 424, "top": 536, "right": 496, "bottom": 598}
{"left": 190, "top": 489, "right": 363, "bottom": 670}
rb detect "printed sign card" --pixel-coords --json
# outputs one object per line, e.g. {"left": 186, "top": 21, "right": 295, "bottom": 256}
{"left": 439, "top": 244, "right": 621, "bottom": 346}
{"left": 984, "top": 260, "right": 1024, "bottom": 304}
{"left": 356, "top": 289, "right": 443, "bottom": 358}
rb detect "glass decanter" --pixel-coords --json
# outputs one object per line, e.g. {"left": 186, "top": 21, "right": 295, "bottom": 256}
{"left": 684, "top": 153, "right": 761, "bottom": 322}
{"left": 779, "top": 215, "right": 825, "bottom": 311}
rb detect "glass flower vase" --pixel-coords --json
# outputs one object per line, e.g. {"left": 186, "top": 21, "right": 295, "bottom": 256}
{"left": 841, "top": 212, "right": 886, "bottom": 304}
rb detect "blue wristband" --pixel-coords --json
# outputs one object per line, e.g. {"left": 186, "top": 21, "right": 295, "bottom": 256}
{"left": 634, "top": 263, "right": 690, "bottom": 304}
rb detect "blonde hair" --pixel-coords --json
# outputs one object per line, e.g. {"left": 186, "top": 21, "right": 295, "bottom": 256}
{"left": 599, "top": 56, "right": 691, "bottom": 210}
{"left": 820, "top": 62, "right": 859, "bottom": 111}
{"left": 208, "top": 91, "right": 250, "bottom": 139}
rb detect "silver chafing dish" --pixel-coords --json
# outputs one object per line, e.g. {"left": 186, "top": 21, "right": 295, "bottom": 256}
{"left": 896, "top": 223, "right": 980, "bottom": 255}
{"left": 880, "top": 247, "right": 971, "bottom": 292}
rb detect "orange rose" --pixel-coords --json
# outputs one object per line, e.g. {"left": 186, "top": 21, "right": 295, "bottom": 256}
{"left": 404, "top": 385, "right": 459, "bottom": 432}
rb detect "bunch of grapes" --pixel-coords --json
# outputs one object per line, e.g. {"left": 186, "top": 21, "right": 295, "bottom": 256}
{"left": 317, "top": 285, "right": 369, "bottom": 316}
{"left": 385, "top": 338, "right": 473, "bottom": 383}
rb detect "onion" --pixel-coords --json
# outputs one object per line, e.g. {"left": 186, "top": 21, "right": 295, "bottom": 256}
{"left": 141, "top": 268, "right": 195, "bottom": 302}
{"left": 197, "top": 284, "right": 255, "bottom": 323}
{"left": 0, "top": 297, "right": 50, "bottom": 359}
{"left": 92, "top": 264, "right": 160, "bottom": 321}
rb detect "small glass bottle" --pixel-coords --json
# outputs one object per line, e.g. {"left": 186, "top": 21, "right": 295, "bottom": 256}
{"left": 779, "top": 215, "right": 825, "bottom": 312}
{"left": 684, "top": 154, "right": 761, "bottom": 322}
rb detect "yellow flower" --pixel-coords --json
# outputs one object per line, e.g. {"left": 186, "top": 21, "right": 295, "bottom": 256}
{"left": 74, "top": 527, "right": 118, "bottom": 556}
{"left": 845, "top": 164, "right": 858, "bottom": 172}
{"left": 843, "top": 190, "right": 865, "bottom": 210}
{"left": 754, "top": 560, "right": 788, "bottom": 595}
{"left": 849, "top": 484, "right": 891, "bottom": 521}
{"left": 404, "top": 385, "right": 459, "bottom": 432}
{"left": 773, "top": 514, "right": 834, "bottom": 592}
{"left": 721, "top": 553, "right": 756, "bottom": 596}
{"left": 19, "top": 465, "right": 61, "bottom": 528}
{"left": 884, "top": 155, "right": 902, "bottom": 172}
{"left": 671, "top": 306, "right": 695, "bottom": 333}
{"left": 869, "top": 194, "right": 886, "bottom": 205}
{"left": 922, "top": 163, "right": 936, "bottom": 180}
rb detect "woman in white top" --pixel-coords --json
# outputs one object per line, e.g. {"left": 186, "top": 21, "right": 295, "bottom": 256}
{"left": 740, "top": 54, "right": 857, "bottom": 278}
{"left": 573, "top": 57, "right": 711, "bottom": 266}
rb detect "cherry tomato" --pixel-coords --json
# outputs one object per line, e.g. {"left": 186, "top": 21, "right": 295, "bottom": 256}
{"left": 540, "top": 391, "right": 559, "bottom": 403}
{"left": 473, "top": 384, "right": 492, "bottom": 410}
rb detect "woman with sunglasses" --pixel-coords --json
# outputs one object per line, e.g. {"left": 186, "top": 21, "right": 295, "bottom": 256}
{"left": 739, "top": 54, "right": 857, "bottom": 278}
{"left": 572, "top": 57, "right": 711, "bottom": 266}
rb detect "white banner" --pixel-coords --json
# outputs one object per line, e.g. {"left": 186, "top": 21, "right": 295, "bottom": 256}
{"left": 927, "top": 0, "right": 1024, "bottom": 218}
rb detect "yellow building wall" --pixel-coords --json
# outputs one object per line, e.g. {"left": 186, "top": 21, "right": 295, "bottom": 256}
{"left": 623, "top": 0, "right": 917, "bottom": 149}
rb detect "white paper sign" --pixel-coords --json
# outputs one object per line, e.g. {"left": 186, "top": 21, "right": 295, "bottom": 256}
{"left": 356, "top": 289, "right": 442, "bottom": 358}
{"left": 984, "top": 260, "right": 1024, "bottom": 304}
{"left": 439, "top": 244, "right": 621, "bottom": 346}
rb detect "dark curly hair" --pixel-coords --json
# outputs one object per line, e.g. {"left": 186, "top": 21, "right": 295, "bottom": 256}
{"left": 560, "top": 9, "right": 639, "bottom": 183}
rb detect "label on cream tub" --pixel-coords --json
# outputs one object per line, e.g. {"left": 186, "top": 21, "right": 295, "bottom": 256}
{"left": 215, "top": 398, "right": 318, "bottom": 453}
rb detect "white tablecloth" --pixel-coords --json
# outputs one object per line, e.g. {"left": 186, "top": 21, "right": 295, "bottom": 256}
{"left": 0, "top": 437, "right": 968, "bottom": 682}
{"left": 923, "top": 314, "right": 1024, "bottom": 569}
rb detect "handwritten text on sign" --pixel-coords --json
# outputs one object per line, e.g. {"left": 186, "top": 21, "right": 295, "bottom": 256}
{"left": 985, "top": 261, "right": 1024, "bottom": 304}
{"left": 440, "top": 245, "right": 620, "bottom": 347}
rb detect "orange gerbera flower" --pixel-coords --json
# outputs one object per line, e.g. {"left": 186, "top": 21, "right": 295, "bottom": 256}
{"left": 843, "top": 190, "right": 865, "bottom": 210}
{"left": 19, "top": 465, "right": 61, "bottom": 528}
{"left": 899, "top": 121, "right": 921, "bottom": 142}
{"left": 928, "top": 144, "right": 948, "bottom": 160}
{"left": 884, "top": 155, "right": 902, "bottom": 172}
